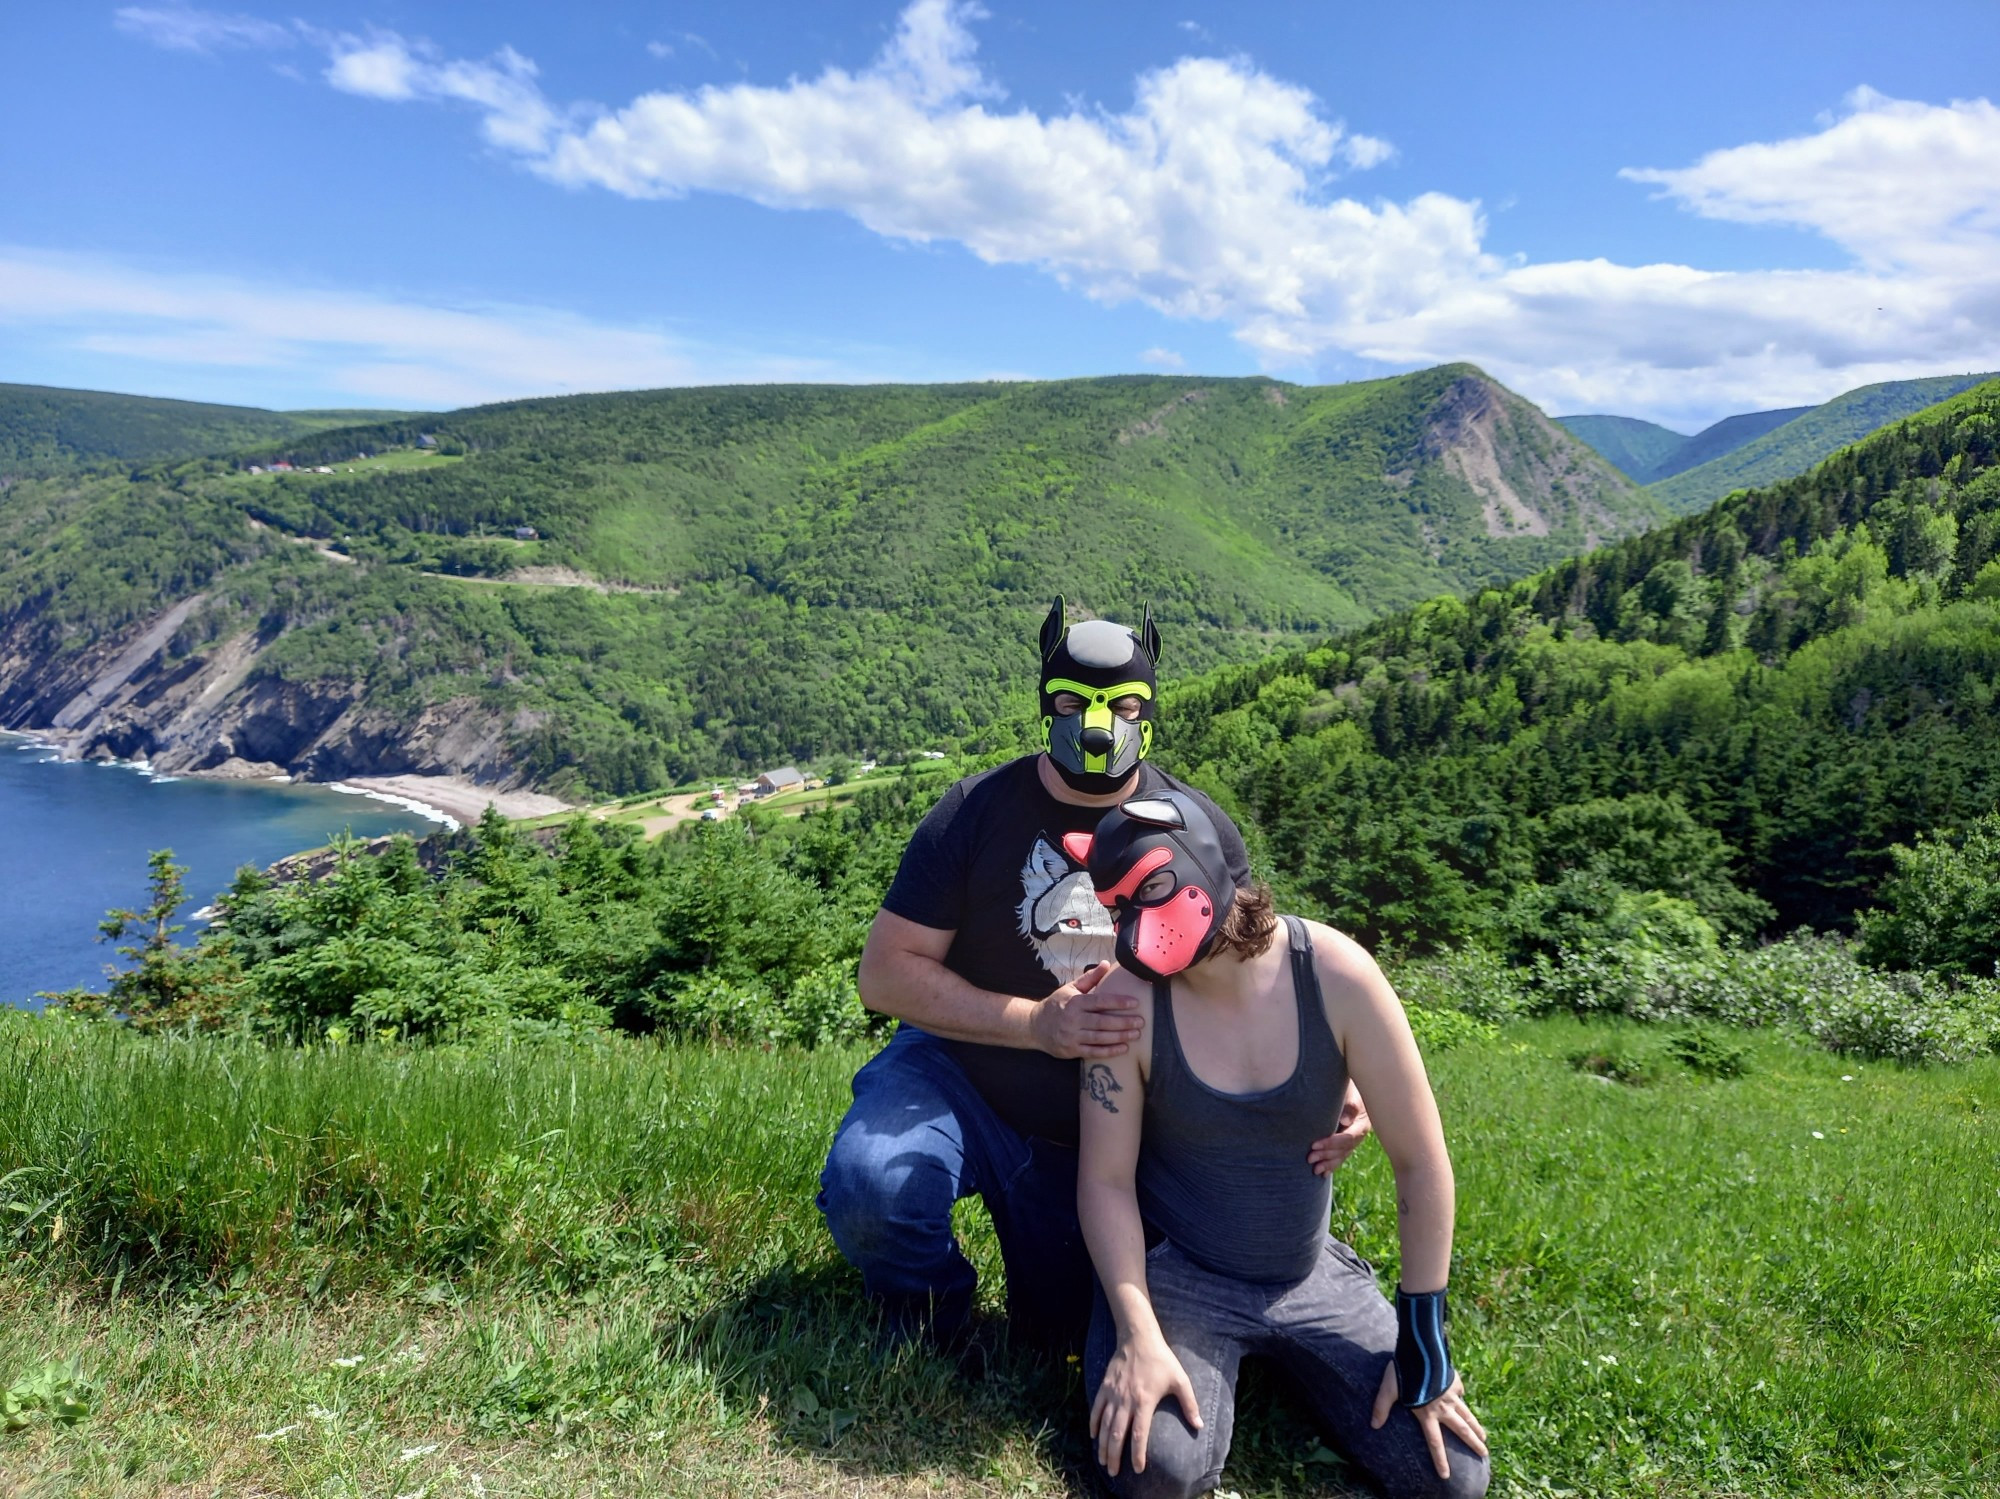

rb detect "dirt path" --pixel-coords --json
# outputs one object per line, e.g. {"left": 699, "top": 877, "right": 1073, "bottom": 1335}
{"left": 590, "top": 790, "right": 729, "bottom": 838}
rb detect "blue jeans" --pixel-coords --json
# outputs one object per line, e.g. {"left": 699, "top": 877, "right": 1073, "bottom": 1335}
{"left": 817, "top": 1026, "right": 1091, "bottom": 1352}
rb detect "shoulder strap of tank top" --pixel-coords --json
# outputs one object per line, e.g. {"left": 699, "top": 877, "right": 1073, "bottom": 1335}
{"left": 1148, "top": 974, "right": 1181, "bottom": 1088}
{"left": 1282, "top": 914, "right": 1341, "bottom": 1058}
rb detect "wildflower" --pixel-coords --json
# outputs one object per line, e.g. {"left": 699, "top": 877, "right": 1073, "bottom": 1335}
{"left": 332, "top": 1354, "right": 365, "bottom": 1369}
{"left": 1811, "top": 1131, "right": 1824, "bottom": 1139}
{"left": 1598, "top": 1353, "right": 1618, "bottom": 1365}
{"left": 398, "top": 1443, "right": 441, "bottom": 1462}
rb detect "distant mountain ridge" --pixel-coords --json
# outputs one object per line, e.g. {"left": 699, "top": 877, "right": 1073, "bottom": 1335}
{"left": 1559, "top": 372, "right": 1999, "bottom": 512}
{"left": 1548, "top": 415, "right": 1686, "bottom": 483}
{"left": 0, "top": 383, "right": 420, "bottom": 479}
{"left": 1647, "top": 373, "right": 1999, "bottom": 513}
{"left": 1648, "top": 406, "right": 1811, "bottom": 482}
{"left": 0, "top": 366, "right": 1653, "bottom": 793}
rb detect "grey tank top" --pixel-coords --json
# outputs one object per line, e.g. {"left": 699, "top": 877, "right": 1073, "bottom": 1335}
{"left": 1136, "top": 915, "right": 1347, "bottom": 1286}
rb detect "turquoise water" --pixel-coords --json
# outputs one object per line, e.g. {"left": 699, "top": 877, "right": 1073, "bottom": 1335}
{"left": 0, "top": 734, "right": 443, "bottom": 1007}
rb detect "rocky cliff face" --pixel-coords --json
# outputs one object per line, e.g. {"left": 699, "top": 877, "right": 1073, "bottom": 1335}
{"left": 0, "top": 609, "right": 531, "bottom": 786}
{"left": 1415, "top": 371, "right": 1641, "bottom": 550}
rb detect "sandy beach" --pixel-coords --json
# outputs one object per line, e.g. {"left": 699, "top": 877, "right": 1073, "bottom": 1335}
{"left": 331, "top": 774, "right": 575, "bottom": 827}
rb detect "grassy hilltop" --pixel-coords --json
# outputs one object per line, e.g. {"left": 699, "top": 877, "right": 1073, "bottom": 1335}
{"left": 2, "top": 1010, "right": 1992, "bottom": 1496}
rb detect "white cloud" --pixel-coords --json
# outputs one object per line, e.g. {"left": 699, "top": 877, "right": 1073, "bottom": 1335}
{"left": 321, "top": 34, "right": 561, "bottom": 153}
{"left": 1622, "top": 86, "right": 2000, "bottom": 276}
{"left": 117, "top": 6, "right": 2000, "bottom": 423}
{"left": 114, "top": 4, "right": 293, "bottom": 53}
{"left": 646, "top": 40, "right": 674, "bottom": 60}
{"left": 1139, "top": 347, "right": 1186, "bottom": 370}
{"left": 0, "top": 248, "right": 874, "bottom": 408}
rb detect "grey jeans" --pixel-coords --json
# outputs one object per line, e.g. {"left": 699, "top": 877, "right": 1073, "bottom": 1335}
{"left": 1085, "top": 1236, "right": 1490, "bottom": 1499}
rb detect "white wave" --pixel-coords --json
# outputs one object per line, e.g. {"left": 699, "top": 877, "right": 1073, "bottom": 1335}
{"left": 325, "top": 782, "right": 461, "bottom": 831}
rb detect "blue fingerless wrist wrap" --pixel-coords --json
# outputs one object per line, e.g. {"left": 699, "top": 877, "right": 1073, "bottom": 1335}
{"left": 1394, "top": 1287, "right": 1454, "bottom": 1408}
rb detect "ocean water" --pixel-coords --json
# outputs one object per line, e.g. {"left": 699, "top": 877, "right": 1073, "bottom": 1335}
{"left": 0, "top": 734, "right": 444, "bottom": 1007}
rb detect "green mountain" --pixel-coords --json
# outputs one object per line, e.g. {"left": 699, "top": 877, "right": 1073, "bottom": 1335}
{"left": 1552, "top": 414, "right": 1690, "bottom": 482}
{"left": 0, "top": 383, "right": 418, "bottom": 480}
{"left": 1647, "top": 406, "right": 1810, "bottom": 482}
{"left": 1558, "top": 407, "right": 1809, "bottom": 485}
{"left": 1162, "top": 377, "right": 2000, "bottom": 944}
{"left": 0, "top": 366, "right": 1651, "bottom": 794}
{"left": 1649, "top": 373, "right": 1997, "bottom": 513}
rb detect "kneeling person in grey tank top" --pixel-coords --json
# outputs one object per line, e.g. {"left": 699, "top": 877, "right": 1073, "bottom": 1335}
{"left": 1076, "top": 792, "right": 1490, "bottom": 1499}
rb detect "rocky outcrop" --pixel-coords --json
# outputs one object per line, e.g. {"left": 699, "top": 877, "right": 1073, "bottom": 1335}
{"left": 1417, "top": 373, "right": 1644, "bottom": 546}
{"left": 0, "top": 601, "right": 537, "bottom": 792}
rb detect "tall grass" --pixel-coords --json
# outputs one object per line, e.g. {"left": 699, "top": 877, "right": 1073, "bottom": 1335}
{"left": 0, "top": 1017, "right": 853, "bottom": 1294}
{"left": 3, "top": 1009, "right": 1996, "bottom": 1495}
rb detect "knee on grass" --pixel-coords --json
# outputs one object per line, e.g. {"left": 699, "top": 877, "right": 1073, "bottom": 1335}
{"left": 1395, "top": 1442, "right": 1490, "bottom": 1499}
{"left": 1096, "top": 1419, "right": 1218, "bottom": 1499}
{"left": 817, "top": 1138, "right": 954, "bottom": 1255}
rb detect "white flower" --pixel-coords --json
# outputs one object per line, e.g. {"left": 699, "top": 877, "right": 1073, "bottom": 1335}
{"left": 1598, "top": 1353, "right": 1618, "bottom": 1365}
{"left": 332, "top": 1354, "right": 365, "bottom": 1368}
{"left": 398, "top": 1443, "right": 441, "bottom": 1462}
{"left": 1840, "top": 1075, "right": 1855, "bottom": 1082}
{"left": 1811, "top": 1131, "right": 1825, "bottom": 1139}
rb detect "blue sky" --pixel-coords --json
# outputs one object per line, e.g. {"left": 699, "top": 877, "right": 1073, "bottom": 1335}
{"left": 3, "top": 1, "right": 1998, "bottom": 427}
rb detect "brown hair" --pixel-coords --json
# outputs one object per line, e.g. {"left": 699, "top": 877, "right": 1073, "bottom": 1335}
{"left": 1206, "top": 879, "right": 1278, "bottom": 961}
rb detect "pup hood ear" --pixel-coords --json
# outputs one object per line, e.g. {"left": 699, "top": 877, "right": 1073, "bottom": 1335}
{"left": 1040, "top": 595, "right": 1067, "bottom": 664}
{"left": 1141, "top": 603, "right": 1161, "bottom": 667}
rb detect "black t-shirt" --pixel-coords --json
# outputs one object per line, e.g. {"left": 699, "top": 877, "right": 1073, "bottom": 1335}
{"left": 881, "top": 754, "right": 1238, "bottom": 1145}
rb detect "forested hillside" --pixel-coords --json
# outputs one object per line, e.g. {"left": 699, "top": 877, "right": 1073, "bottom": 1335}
{"left": 0, "top": 366, "right": 1649, "bottom": 793}
{"left": 0, "top": 383, "right": 412, "bottom": 479}
{"left": 1550, "top": 414, "right": 1687, "bottom": 483}
{"left": 1158, "top": 377, "right": 2000, "bottom": 950}
{"left": 1647, "top": 372, "right": 1995, "bottom": 512}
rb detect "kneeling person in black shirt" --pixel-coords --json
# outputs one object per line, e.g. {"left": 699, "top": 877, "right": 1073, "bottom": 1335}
{"left": 817, "top": 599, "right": 1369, "bottom": 1358}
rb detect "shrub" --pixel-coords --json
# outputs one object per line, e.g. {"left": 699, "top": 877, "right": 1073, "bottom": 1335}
{"left": 1666, "top": 1025, "right": 1750, "bottom": 1079}
{"left": 1857, "top": 812, "right": 2000, "bottom": 980}
{"left": 1403, "top": 1003, "right": 1497, "bottom": 1053}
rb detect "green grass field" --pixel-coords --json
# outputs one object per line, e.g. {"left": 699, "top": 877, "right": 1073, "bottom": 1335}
{"left": 2, "top": 1012, "right": 1994, "bottom": 1496}
{"left": 225, "top": 448, "right": 464, "bottom": 483}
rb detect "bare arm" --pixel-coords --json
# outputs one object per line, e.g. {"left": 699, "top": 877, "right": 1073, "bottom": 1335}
{"left": 1311, "top": 922, "right": 1488, "bottom": 1476}
{"left": 858, "top": 907, "right": 1140, "bottom": 1059}
{"left": 1077, "top": 991, "right": 1199, "bottom": 1477}
{"left": 1076, "top": 1030, "right": 1157, "bottom": 1348}
{"left": 1312, "top": 922, "right": 1454, "bottom": 1289}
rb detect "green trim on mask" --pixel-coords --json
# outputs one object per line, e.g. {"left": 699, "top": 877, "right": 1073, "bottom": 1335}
{"left": 1042, "top": 677, "right": 1155, "bottom": 705}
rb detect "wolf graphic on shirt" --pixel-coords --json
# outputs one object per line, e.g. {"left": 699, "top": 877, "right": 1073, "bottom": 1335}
{"left": 1018, "top": 834, "right": 1115, "bottom": 983}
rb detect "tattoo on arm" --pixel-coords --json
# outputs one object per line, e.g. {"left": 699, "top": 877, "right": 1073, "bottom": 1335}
{"left": 1083, "top": 1063, "right": 1124, "bottom": 1114}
